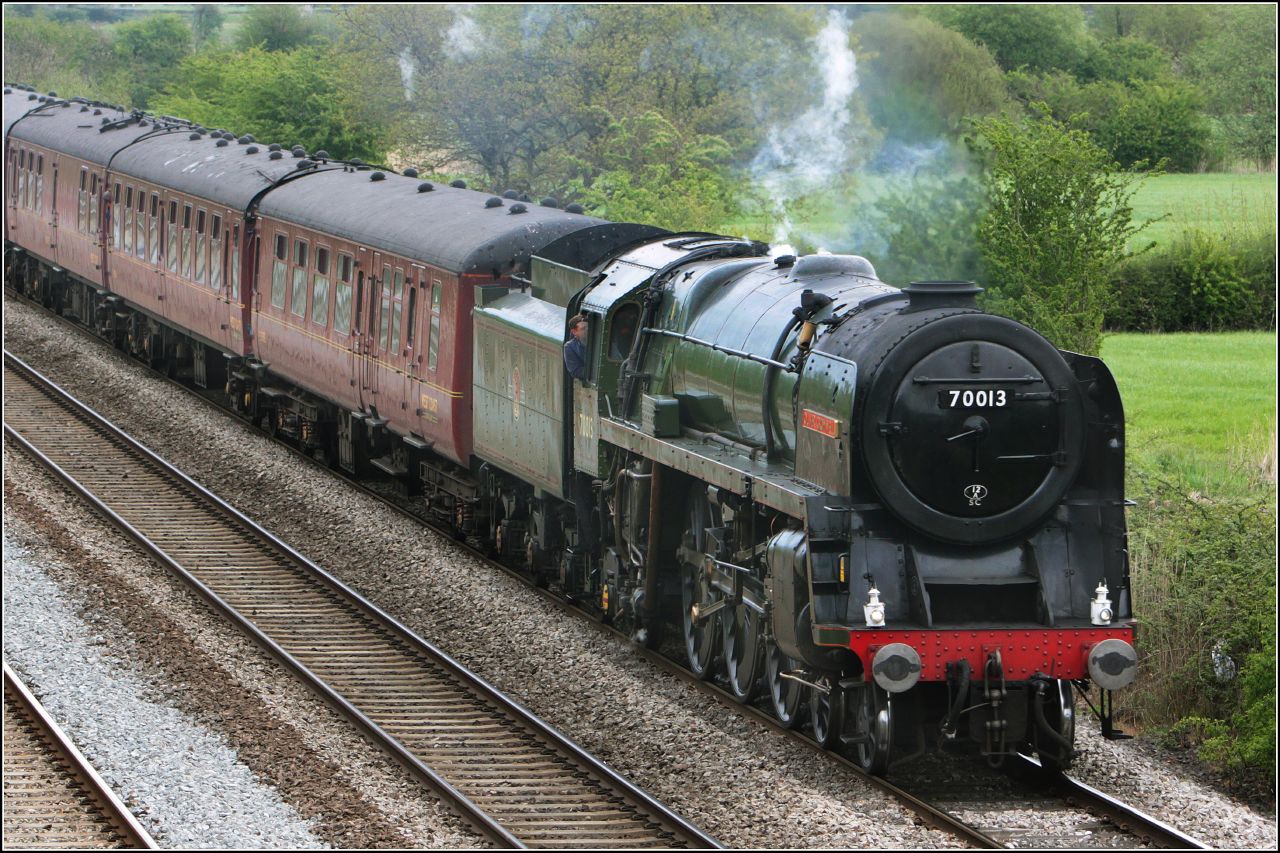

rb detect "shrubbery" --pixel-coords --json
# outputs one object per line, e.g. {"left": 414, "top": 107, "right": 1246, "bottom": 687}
{"left": 1107, "top": 228, "right": 1277, "bottom": 332}
{"left": 1128, "top": 472, "right": 1277, "bottom": 797}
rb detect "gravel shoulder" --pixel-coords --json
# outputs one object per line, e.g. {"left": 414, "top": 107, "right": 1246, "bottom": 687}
{"left": 5, "top": 294, "right": 1275, "bottom": 849}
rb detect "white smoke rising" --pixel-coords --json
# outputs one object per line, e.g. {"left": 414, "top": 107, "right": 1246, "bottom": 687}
{"left": 445, "top": 6, "right": 486, "bottom": 60}
{"left": 750, "top": 11, "right": 861, "bottom": 246}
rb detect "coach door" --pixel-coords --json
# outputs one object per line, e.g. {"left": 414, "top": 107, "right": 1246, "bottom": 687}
{"left": 360, "top": 250, "right": 383, "bottom": 410}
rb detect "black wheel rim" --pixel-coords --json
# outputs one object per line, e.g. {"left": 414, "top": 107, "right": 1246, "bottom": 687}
{"left": 680, "top": 492, "right": 720, "bottom": 679}
{"left": 723, "top": 598, "right": 764, "bottom": 702}
{"left": 809, "top": 678, "right": 844, "bottom": 748}
{"left": 765, "top": 643, "right": 802, "bottom": 728}
{"left": 852, "top": 683, "right": 893, "bottom": 775}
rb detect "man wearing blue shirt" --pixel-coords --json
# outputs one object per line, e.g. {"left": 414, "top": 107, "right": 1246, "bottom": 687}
{"left": 564, "top": 313, "right": 589, "bottom": 382}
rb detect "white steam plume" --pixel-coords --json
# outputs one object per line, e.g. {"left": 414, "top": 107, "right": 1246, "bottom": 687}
{"left": 398, "top": 47, "right": 415, "bottom": 101}
{"left": 750, "top": 11, "right": 861, "bottom": 246}
{"left": 445, "top": 6, "right": 486, "bottom": 60}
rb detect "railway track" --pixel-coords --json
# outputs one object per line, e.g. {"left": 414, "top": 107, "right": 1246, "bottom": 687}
{"left": 3, "top": 662, "right": 156, "bottom": 850}
{"left": 3, "top": 350, "right": 718, "bottom": 850}
{"left": 3, "top": 293, "right": 1214, "bottom": 849}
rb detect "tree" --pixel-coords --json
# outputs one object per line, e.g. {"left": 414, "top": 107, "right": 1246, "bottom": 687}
{"left": 234, "top": 5, "right": 319, "bottom": 52}
{"left": 853, "top": 11, "right": 1011, "bottom": 141}
{"left": 972, "top": 107, "right": 1154, "bottom": 355}
{"left": 927, "top": 4, "right": 1090, "bottom": 74}
{"left": 111, "top": 14, "right": 193, "bottom": 107}
{"left": 152, "top": 47, "right": 390, "bottom": 163}
{"left": 193, "top": 5, "right": 224, "bottom": 47}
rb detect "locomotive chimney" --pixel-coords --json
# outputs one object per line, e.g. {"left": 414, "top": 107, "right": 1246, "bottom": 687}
{"left": 902, "top": 281, "right": 983, "bottom": 311}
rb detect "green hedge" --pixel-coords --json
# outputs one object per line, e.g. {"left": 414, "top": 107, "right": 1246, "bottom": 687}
{"left": 1107, "top": 228, "right": 1277, "bottom": 331}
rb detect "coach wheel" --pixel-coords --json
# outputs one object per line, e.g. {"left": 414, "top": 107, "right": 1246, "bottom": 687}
{"left": 765, "top": 642, "right": 803, "bottom": 728}
{"left": 850, "top": 682, "right": 893, "bottom": 775}
{"left": 680, "top": 491, "right": 721, "bottom": 680}
{"left": 810, "top": 676, "right": 845, "bottom": 749}
{"left": 722, "top": 590, "right": 765, "bottom": 703}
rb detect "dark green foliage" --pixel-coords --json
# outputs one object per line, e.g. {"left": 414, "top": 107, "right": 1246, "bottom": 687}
{"left": 110, "top": 14, "right": 193, "bottom": 108}
{"left": 1074, "top": 35, "right": 1171, "bottom": 83}
{"left": 972, "top": 108, "right": 1151, "bottom": 355}
{"left": 234, "top": 5, "right": 320, "bottom": 52}
{"left": 568, "top": 111, "right": 743, "bottom": 232}
{"left": 871, "top": 168, "right": 986, "bottom": 286}
{"left": 1100, "top": 80, "right": 1208, "bottom": 171}
{"left": 1129, "top": 473, "right": 1276, "bottom": 796}
{"left": 152, "top": 48, "right": 390, "bottom": 163}
{"left": 1107, "top": 228, "right": 1277, "bottom": 332}
{"left": 853, "top": 12, "right": 1011, "bottom": 141}
{"left": 928, "top": 4, "right": 1090, "bottom": 73}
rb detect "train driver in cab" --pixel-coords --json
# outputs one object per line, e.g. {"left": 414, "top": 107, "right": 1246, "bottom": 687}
{"left": 564, "top": 314, "right": 589, "bottom": 383}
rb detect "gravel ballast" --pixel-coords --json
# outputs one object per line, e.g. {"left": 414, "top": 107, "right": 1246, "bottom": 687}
{"left": 5, "top": 294, "right": 1276, "bottom": 849}
{"left": 3, "top": 530, "right": 326, "bottom": 849}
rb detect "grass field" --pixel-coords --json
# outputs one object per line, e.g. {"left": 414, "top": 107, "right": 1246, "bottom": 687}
{"left": 1128, "top": 172, "right": 1277, "bottom": 248}
{"left": 1101, "top": 331, "right": 1276, "bottom": 495}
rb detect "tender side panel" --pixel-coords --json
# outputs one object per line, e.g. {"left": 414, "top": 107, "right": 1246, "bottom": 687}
{"left": 473, "top": 292, "right": 566, "bottom": 498}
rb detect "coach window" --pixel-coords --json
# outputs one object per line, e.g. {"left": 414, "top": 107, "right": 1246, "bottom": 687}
{"left": 377, "top": 264, "right": 392, "bottom": 350}
{"left": 150, "top": 195, "right": 161, "bottom": 265}
{"left": 271, "top": 232, "right": 288, "bottom": 309}
{"left": 35, "top": 154, "right": 44, "bottom": 214}
{"left": 354, "top": 269, "right": 366, "bottom": 335}
{"left": 89, "top": 174, "right": 100, "bottom": 235}
{"left": 230, "top": 224, "right": 241, "bottom": 300}
{"left": 195, "top": 209, "right": 207, "bottom": 284}
{"left": 123, "top": 186, "right": 134, "bottom": 255}
{"left": 136, "top": 188, "right": 147, "bottom": 260}
{"left": 167, "top": 200, "right": 180, "bottom": 273}
{"left": 405, "top": 282, "right": 418, "bottom": 351}
{"left": 291, "top": 238, "right": 309, "bottom": 318}
{"left": 312, "top": 246, "right": 330, "bottom": 326}
{"left": 182, "top": 204, "right": 194, "bottom": 279}
{"left": 389, "top": 267, "right": 405, "bottom": 353}
{"left": 334, "top": 253, "right": 353, "bottom": 334}
{"left": 26, "top": 152, "right": 37, "bottom": 210}
{"left": 77, "top": 169, "right": 88, "bottom": 232}
{"left": 210, "top": 214, "right": 223, "bottom": 291}
{"left": 111, "top": 182, "right": 121, "bottom": 246}
{"left": 428, "top": 279, "right": 441, "bottom": 372}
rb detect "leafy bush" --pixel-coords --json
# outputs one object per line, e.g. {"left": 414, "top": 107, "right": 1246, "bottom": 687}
{"left": 1107, "top": 228, "right": 1277, "bottom": 332}
{"left": 871, "top": 169, "right": 986, "bottom": 286}
{"left": 1129, "top": 473, "right": 1276, "bottom": 796}
{"left": 971, "top": 107, "right": 1150, "bottom": 355}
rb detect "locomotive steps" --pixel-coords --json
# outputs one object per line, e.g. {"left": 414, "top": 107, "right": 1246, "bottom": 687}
{"left": 3, "top": 350, "right": 719, "bottom": 851}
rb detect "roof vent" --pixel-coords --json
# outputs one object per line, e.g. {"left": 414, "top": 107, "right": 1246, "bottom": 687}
{"left": 80, "top": 105, "right": 89, "bottom": 112}
{"left": 27, "top": 94, "right": 36, "bottom": 100}
{"left": 61, "top": 101, "right": 71, "bottom": 108}
{"left": 314, "top": 149, "right": 329, "bottom": 160}
{"left": 298, "top": 159, "right": 315, "bottom": 169}
{"left": 565, "top": 203, "right": 585, "bottom": 214}
{"left": 774, "top": 254, "right": 796, "bottom": 268}
{"left": 48, "top": 91, "right": 57, "bottom": 97}
{"left": 502, "top": 189, "right": 519, "bottom": 199}
{"left": 138, "top": 119, "right": 147, "bottom": 126}
{"left": 350, "top": 158, "right": 363, "bottom": 166}
{"left": 485, "top": 196, "right": 504, "bottom": 208}
{"left": 216, "top": 138, "right": 229, "bottom": 147}
{"left": 243, "top": 134, "right": 255, "bottom": 143}
{"left": 417, "top": 182, "right": 434, "bottom": 193}
{"left": 509, "top": 202, "right": 528, "bottom": 214}
{"left": 902, "top": 280, "right": 983, "bottom": 311}
{"left": 519, "top": 192, "right": 531, "bottom": 203}
{"left": 540, "top": 197, "right": 558, "bottom": 208}
{"left": 268, "top": 143, "right": 282, "bottom": 152}
{"left": 269, "top": 151, "right": 283, "bottom": 160}
{"left": 370, "top": 171, "right": 385, "bottom": 181}
{"left": 2, "top": 88, "right": 10, "bottom": 94}
{"left": 237, "top": 135, "right": 252, "bottom": 144}
{"left": 189, "top": 132, "right": 202, "bottom": 140}
{"left": 246, "top": 145, "right": 259, "bottom": 154}
{"left": 291, "top": 146, "right": 306, "bottom": 158}
{"left": 93, "top": 108, "right": 102, "bottom": 115}
{"left": 403, "top": 167, "right": 419, "bottom": 178}
{"left": 450, "top": 179, "right": 466, "bottom": 189}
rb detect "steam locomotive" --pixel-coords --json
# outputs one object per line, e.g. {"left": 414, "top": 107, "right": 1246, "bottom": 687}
{"left": 4, "top": 85, "right": 1138, "bottom": 774}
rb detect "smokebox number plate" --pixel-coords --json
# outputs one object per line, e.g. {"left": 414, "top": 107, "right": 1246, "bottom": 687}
{"left": 938, "top": 389, "right": 1009, "bottom": 408}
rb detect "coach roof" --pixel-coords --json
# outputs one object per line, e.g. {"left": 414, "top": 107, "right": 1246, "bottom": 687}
{"left": 257, "top": 168, "right": 605, "bottom": 275}
{"left": 5, "top": 96, "right": 156, "bottom": 164}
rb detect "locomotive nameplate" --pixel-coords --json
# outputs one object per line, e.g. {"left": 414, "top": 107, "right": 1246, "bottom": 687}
{"left": 938, "top": 389, "right": 1009, "bottom": 408}
{"left": 801, "top": 409, "right": 840, "bottom": 438}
